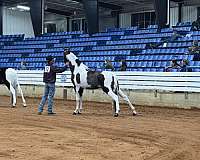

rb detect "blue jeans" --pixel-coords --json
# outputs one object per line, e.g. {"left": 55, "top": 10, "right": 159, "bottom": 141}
{"left": 38, "top": 83, "right": 55, "bottom": 113}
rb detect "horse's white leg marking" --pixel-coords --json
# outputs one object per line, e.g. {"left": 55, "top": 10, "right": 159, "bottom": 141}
{"left": 14, "top": 84, "right": 17, "bottom": 105}
{"left": 79, "top": 95, "right": 83, "bottom": 113}
{"left": 17, "top": 81, "right": 26, "bottom": 107}
{"left": 78, "top": 88, "right": 84, "bottom": 113}
{"left": 74, "top": 86, "right": 80, "bottom": 114}
{"left": 10, "top": 84, "right": 16, "bottom": 107}
{"left": 108, "top": 89, "right": 120, "bottom": 114}
{"left": 118, "top": 89, "right": 137, "bottom": 115}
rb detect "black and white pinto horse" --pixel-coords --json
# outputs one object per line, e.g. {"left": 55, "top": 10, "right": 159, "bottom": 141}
{"left": 0, "top": 68, "right": 26, "bottom": 107}
{"left": 64, "top": 51, "right": 137, "bottom": 117}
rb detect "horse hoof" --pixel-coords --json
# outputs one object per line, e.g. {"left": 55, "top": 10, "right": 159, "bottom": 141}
{"left": 11, "top": 106, "right": 16, "bottom": 108}
{"left": 23, "top": 105, "right": 27, "bottom": 107}
{"left": 77, "top": 112, "right": 81, "bottom": 114}
{"left": 114, "top": 113, "right": 119, "bottom": 117}
{"left": 133, "top": 112, "right": 137, "bottom": 116}
{"left": 73, "top": 112, "right": 77, "bottom": 115}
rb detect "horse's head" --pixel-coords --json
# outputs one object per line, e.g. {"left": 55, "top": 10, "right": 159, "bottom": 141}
{"left": 64, "top": 48, "right": 76, "bottom": 63}
{"left": 64, "top": 48, "right": 70, "bottom": 63}
{"left": 64, "top": 49, "right": 82, "bottom": 67}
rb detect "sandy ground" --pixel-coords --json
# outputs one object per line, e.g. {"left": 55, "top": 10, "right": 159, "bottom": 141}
{"left": 0, "top": 95, "right": 199, "bottom": 160}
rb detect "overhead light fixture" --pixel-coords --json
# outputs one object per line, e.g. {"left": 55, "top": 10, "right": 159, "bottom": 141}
{"left": 8, "top": 7, "right": 17, "bottom": 10}
{"left": 66, "top": 0, "right": 79, "bottom": 3}
{"left": 17, "top": 5, "right": 30, "bottom": 11}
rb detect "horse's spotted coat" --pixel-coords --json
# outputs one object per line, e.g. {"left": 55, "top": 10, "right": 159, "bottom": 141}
{"left": 64, "top": 51, "right": 137, "bottom": 116}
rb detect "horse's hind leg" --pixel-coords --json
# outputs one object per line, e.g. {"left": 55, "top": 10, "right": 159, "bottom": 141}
{"left": 112, "top": 89, "right": 118, "bottom": 114}
{"left": 9, "top": 84, "right": 17, "bottom": 107}
{"left": 78, "top": 87, "right": 84, "bottom": 114}
{"left": 17, "top": 82, "right": 26, "bottom": 107}
{"left": 103, "top": 87, "right": 120, "bottom": 117}
{"left": 118, "top": 89, "right": 137, "bottom": 115}
{"left": 112, "top": 100, "right": 116, "bottom": 114}
{"left": 4, "top": 81, "right": 13, "bottom": 106}
{"left": 73, "top": 86, "right": 83, "bottom": 115}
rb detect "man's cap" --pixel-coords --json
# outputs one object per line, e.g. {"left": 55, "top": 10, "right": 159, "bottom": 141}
{"left": 46, "top": 55, "right": 54, "bottom": 62}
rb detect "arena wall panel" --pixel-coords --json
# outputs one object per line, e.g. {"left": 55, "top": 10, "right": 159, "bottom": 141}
{"left": 1, "top": 71, "right": 200, "bottom": 109}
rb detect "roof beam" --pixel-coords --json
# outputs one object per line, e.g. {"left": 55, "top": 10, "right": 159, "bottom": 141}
{"left": 98, "top": 2, "right": 122, "bottom": 10}
{"left": 171, "top": 0, "right": 183, "bottom": 2}
{"left": 74, "top": 0, "right": 122, "bottom": 10}
{"left": 0, "top": 0, "right": 27, "bottom": 5}
{"left": 45, "top": 8, "right": 72, "bottom": 16}
{"left": 124, "top": 0, "right": 143, "bottom": 5}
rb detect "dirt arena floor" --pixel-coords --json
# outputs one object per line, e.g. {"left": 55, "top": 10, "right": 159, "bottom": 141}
{"left": 0, "top": 96, "right": 199, "bottom": 160}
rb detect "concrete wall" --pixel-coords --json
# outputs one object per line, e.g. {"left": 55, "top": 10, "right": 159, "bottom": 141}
{"left": 1, "top": 85, "right": 199, "bottom": 109}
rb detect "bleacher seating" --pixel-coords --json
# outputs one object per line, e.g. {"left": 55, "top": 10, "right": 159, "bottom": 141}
{"left": 0, "top": 23, "right": 200, "bottom": 71}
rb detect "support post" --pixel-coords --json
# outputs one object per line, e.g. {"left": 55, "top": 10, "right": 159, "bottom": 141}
{"left": 29, "top": 0, "right": 44, "bottom": 36}
{"left": 83, "top": 0, "right": 99, "bottom": 35}
{"left": 0, "top": 3, "right": 3, "bottom": 35}
{"left": 178, "top": 3, "right": 182, "bottom": 23}
{"left": 154, "top": 0, "right": 169, "bottom": 29}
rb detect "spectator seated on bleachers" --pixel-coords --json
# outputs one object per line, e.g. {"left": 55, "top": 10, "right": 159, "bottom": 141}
{"left": 165, "top": 59, "right": 181, "bottom": 72}
{"left": 104, "top": 59, "right": 114, "bottom": 71}
{"left": 148, "top": 31, "right": 182, "bottom": 49}
{"left": 188, "top": 40, "right": 200, "bottom": 54}
{"left": 166, "top": 30, "right": 182, "bottom": 42}
{"left": 19, "top": 61, "right": 27, "bottom": 70}
{"left": 119, "top": 60, "right": 127, "bottom": 71}
{"left": 180, "top": 59, "right": 192, "bottom": 72}
{"left": 191, "top": 16, "right": 200, "bottom": 31}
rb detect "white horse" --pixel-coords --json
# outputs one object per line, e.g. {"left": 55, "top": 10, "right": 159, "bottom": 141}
{"left": 0, "top": 68, "right": 26, "bottom": 107}
{"left": 64, "top": 51, "right": 137, "bottom": 117}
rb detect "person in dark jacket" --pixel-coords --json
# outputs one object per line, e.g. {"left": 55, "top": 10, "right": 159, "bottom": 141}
{"left": 192, "top": 16, "right": 200, "bottom": 31}
{"left": 180, "top": 59, "right": 192, "bottom": 72}
{"left": 119, "top": 60, "right": 127, "bottom": 71}
{"left": 104, "top": 59, "right": 114, "bottom": 71}
{"left": 165, "top": 58, "right": 181, "bottom": 72}
{"left": 188, "top": 40, "right": 200, "bottom": 54}
{"left": 38, "top": 55, "right": 68, "bottom": 115}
